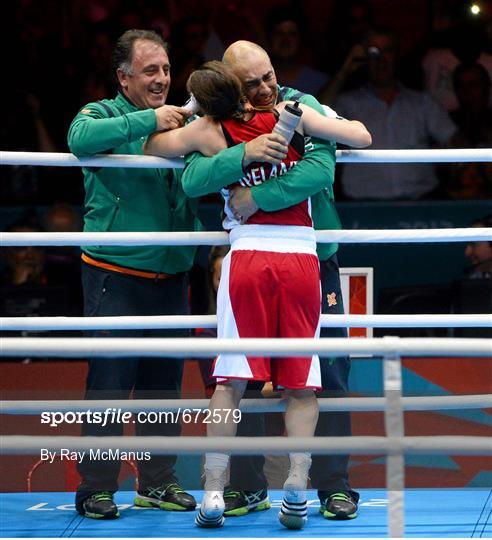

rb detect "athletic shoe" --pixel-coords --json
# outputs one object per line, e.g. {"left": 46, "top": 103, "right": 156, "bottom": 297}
{"left": 278, "top": 490, "right": 307, "bottom": 530}
{"left": 134, "top": 483, "right": 196, "bottom": 511}
{"left": 223, "top": 489, "right": 271, "bottom": 516}
{"left": 320, "top": 492, "right": 358, "bottom": 520}
{"left": 195, "top": 491, "right": 225, "bottom": 528}
{"left": 278, "top": 454, "right": 310, "bottom": 529}
{"left": 79, "top": 491, "right": 119, "bottom": 519}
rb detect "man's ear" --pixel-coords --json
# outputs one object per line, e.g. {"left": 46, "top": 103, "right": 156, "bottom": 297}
{"left": 117, "top": 69, "right": 128, "bottom": 90}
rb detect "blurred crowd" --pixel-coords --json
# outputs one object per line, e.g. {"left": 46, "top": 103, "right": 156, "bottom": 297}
{"left": 3, "top": 0, "right": 492, "bottom": 206}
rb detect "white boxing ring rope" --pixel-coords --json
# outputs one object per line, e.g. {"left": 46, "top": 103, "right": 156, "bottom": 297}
{"left": 1, "top": 336, "right": 490, "bottom": 357}
{"left": 2, "top": 435, "right": 490, "bottom": 456}
{"left": 1, "top": 149, "right": 492, "bottom": 537}
{"left": 2, "top": 148, "right": 492, "bottom": 168}
{"left": 2, "top": 227, "right": 491, "bottom": 246}
{"left": 1, "top": 313, "right": 490, "bottom": 330}
{"left": 2, "top": 394, "right": 492, "bottom": 414}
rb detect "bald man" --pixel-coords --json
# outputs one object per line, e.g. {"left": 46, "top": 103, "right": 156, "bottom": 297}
{"left": 182, "top": 41, "right": 359, "bottom": 523}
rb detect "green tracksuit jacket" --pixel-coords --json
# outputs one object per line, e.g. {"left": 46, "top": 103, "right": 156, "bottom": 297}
{"left": 67, "top": 92, "right": 201, "bottom": 274}
{"left": 181, "top": 86, "right": 341, "bottom": 260}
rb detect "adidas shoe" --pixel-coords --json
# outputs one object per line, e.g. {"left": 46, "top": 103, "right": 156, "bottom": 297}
{"left": 278, "top": 491, "right": 307, "bottom": 530}
{"left": 278, "top": 454, "right": 310, "bottom": 529}
{"left": 195, "top": 491, "right": 225, "bottom": 528}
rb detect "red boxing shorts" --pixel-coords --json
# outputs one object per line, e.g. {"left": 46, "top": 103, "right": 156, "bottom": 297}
{"left": 213, "top": 225, "right": 322, "bottom": 390}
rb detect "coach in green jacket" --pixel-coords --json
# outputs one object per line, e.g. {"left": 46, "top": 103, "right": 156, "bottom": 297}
{"left": 67, "top": 30, "right": 199, "bottom": 520}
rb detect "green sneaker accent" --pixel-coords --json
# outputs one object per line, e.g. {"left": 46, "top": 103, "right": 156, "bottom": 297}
{"left": 223, "top": 498, "right": 270, "bottom": 516}
{"left": 81, "top": 491, "right": 119, "bottom": 519}
{"left": 134, "top": 483, "right": 196, "bottom": 511}
{"left": 322, "top": 492, "right": 357, "bottom": 520}
{"left": 159, "top": 501, "right": 191, "bottom": 511}
{"left": 224, "top": 506, "right": 249, "bottom": 517}
{"left": 254, "top": 500, "right": 271, "bottom": 512}
{"left": 224, "top": 491, "right": 247, "bottom": 516}
{"left": 133, "top": 496, "right": 189, "bottom": 511}
{"left": 223, "top": 489, "right": 270, "bottom": 517}
{"left": 133, "top": 497, "right": 153, "bottom": 508}
{"left": 324, "top": 509, "right": 357, "bottom": 519}
{"left": 84, "top": 510, "right": 120, "bottom": 519}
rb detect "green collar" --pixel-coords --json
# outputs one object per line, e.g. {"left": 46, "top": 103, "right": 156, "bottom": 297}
{"left": 115, "top": 91, "right": 138, "bottom": 112}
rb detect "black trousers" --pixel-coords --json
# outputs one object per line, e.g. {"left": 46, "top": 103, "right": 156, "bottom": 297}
{"left": 230, "top": 254, "right": 358, "bottom": 501}
{"left": 76, "top": 263, "right": 189, "bottom": 505}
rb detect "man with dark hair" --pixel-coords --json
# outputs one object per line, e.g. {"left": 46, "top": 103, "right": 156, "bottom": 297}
{"left": 465, "top": 215, "right": 492, "bottom": 279}
{"left": 181, "top": 40, "right": 359, "bottom": 522}
{"left": 68, "top": 29, "right": 198, "bottom": 520}
{"left": 334, "top": 28, "right": 456, "bottom": 200}
{"left": 265, "top": 6, "right": 328, "bottom": 96}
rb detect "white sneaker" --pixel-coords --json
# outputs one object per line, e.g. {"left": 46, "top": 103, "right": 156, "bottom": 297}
{"left": 195, "top": 491, "right": 225, "bottom": 528}
{"left": 278, "top": 489, "right": 308, "bottom": 530}
{"left": 278, "top": 454, "right": 310, "bottom": 530}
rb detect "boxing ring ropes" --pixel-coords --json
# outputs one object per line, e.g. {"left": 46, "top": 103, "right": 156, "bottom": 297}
{"left": 1, "top": 148, "right": 492, "bottom": 538}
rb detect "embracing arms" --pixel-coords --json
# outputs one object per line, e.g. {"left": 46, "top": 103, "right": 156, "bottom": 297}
{"left": 292, "top": 102, "right": 372, "bottom": 148}
{"left": 144, "top": 116, "right": 223, "bottom": 158}
{"left": 68, "top": 103, "right": 188, "bottom": 156}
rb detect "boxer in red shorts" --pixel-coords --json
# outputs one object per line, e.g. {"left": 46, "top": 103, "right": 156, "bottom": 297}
{"left": 145, "top": 59, "right": 370, "bottom": 530}
{"left": 214, "top": 108, "right": 322, "bottom": 393}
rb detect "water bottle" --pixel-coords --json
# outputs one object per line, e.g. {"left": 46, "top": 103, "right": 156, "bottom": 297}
{"left": 272, "top": 101, "right": 303, "bottom": 144}
{"left": 182, "top": 94, "right": 198, "bottom": 114}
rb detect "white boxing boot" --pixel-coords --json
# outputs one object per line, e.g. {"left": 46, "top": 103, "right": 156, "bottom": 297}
{"left": 278, "top": 453, "right": 311, "bottom": 530}
{"left": 195, "top": 490, "right": 225, "bottom": 528}
{"left": 196, "top": 461, "right": 227, "bottom": 528}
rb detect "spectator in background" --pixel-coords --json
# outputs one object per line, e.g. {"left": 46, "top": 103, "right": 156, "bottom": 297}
{"left": 445, "top": 163, "right": 491, "bottom": 200}
{"left": 166, "top": 17, "right": 210, "bottom": 105}
{"left": 79, "top": 27, "right": 115, "bottom": 103}
{"left": 209, "top": 0, "right": 265, "bottom": 50}
{"left": 0, "top": 213, "right": 77, "bottom": 329}
{"left": 42, "top": 204, "right": 84, "bottom": 316}
{"left": 319, "top": 0, "right": 374, "bottom": 102}
{"left": 457, "top": 214, "right": 492, "bottom": 338}
{"left": 1, "top": 91, "right": 58, "bottom": 205}
{"left": 265, "top": 6, "right": 328, "bottom": 97}
{"left": 2, "top": 219, "right": 47, "bottom": 287}
{"left": 465, "top": 215, "right": 492, "bottom": 279}
{"left": 422, "top": 17, "right": 492, "bottom": 112}
{"left": 326, "top": 0, "right": 374, "bottom": 67}
{"left": 445, "top": 62, "right": 492, "bottom": 199}
{"left": 450, "top": 62, "right": 492, "bottom": 148}
{"left": 334, "top": 28, "right": 456, "bottom": 200}
{"left": 44, "top": 203, "right": 82, "bottom": 234}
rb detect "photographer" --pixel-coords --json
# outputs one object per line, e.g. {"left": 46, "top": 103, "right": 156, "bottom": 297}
{"left": 328, "top": 28, "right": 456, "bottom": 200}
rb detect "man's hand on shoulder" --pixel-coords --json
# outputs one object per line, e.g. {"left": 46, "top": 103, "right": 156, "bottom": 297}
{"left": 155, "top": 105, "right": 191, "bottom": 131}
{"left": 228, "top": 186, "right": 258, "bottom": 223}
{"left": 243, "top": 133, "right": 288, "bottom": 167}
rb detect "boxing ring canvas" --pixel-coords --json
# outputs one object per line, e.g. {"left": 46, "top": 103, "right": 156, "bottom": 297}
{"left": 0, "top": 489, "right": 490, "bottom": 537}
